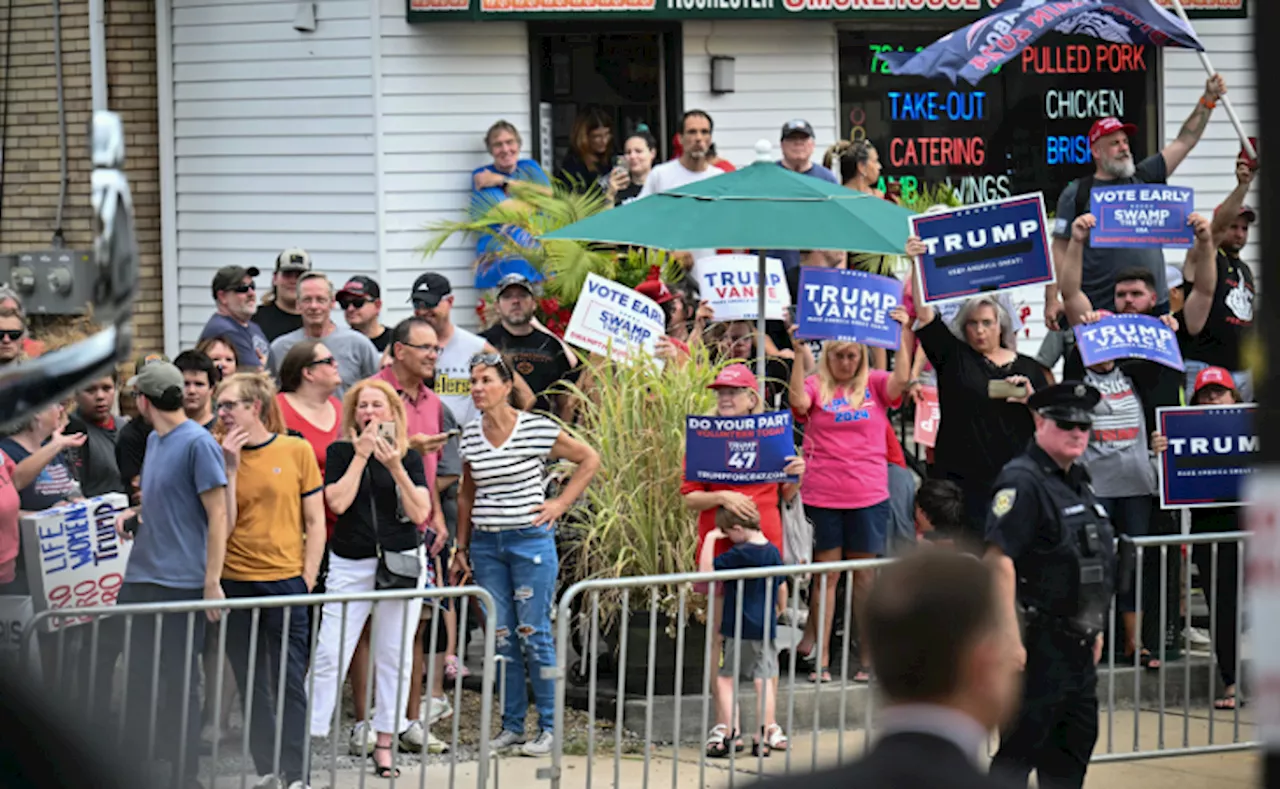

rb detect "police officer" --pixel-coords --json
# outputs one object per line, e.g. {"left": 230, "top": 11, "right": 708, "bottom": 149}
{"left": 984, "top": 381, "right": 1117, "bottom": 789}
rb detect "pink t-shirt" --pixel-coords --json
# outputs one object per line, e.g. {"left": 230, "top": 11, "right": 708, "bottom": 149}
{"left": 794, "top": 369, "right": 900, "bottom": 509}
{"left": 0, "top": 449, "right": 19, "bottom": 584}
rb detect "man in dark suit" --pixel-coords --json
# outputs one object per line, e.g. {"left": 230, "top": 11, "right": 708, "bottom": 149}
{"left": 757, "top": 551, "right": 1023, "bottom": 789}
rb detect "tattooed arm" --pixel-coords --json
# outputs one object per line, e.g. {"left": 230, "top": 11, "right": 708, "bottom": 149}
{"left": 1162, "top": 74, "right": 1226, "bottom": 174}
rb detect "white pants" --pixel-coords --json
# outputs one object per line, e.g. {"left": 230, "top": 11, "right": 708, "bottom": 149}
{"left": 307, "top": 552, "right": 424, "bottom": 737}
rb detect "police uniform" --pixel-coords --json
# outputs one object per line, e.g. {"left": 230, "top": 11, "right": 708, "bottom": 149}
{"left": 985, "top": 382, "right": 1117, "bottom": 789}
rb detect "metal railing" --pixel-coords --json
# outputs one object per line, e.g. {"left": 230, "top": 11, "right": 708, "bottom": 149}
{"left": 546, "top": 532, "right": 1255, "bottom": 789}
{"left": 18, "top": 584, "right": 497, "bottom": 789}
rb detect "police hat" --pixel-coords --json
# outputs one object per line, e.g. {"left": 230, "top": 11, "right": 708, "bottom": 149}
{"left": 1028, "top": 381, "right": 1101, "bottom": 425}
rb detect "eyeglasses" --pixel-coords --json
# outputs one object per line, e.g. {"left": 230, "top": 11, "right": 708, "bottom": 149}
{"left": 215, "top": 399, "right": 252, "bottom": 412}
{"left": 229, "top": 283, "right": 255, "bottom": 294}
{"left": 469, "top": 352, "right": 509, "bottom": 373}
{"left": 401, "top": 341, "right": 443, "bottom": 355}
{"left": 1052, "top": 419, "right": 1091, "bottom": 433}
{"left": 0, "top": 329, "right": 22, "bottom": 342}
{"left": 306, "top": 356, "right": 338, "bottom": 368}
{"left": 340, "top": 298, "right": 367, "bottom": 310}
{"left": 716, "top": 386, "right": 751, "bottom": 397}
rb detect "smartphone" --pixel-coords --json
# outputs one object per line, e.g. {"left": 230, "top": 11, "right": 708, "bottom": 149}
{"left": 122, "top": 513, "right": 140, "bottom": 536}
{"left": 614, "top": 155, "right": 627, "bottom": 171}
{"left": 1240, "top": 137, "right": 1260, "bottom": 170}
{"left": 988, "top": 379, "right": 1027, "bottom": 400}
{"left": 377, "top": 421, "right": 397, "bottom": 442}
{"left": 443, "top": 427, "right": 463, "bottom": 440}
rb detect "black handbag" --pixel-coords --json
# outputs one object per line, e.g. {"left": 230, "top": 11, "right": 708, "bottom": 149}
{"left": 367, "top": 465, "right": 422, "bottom": 591}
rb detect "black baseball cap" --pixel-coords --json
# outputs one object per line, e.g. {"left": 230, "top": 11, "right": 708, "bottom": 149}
{"left": 780, "top": 119, "right": 815, "bottom": 140}
{"left": 211, "top": 265, "right": 260, "bottom": 298}
{"left": 409, "top": 273, "right": 452, "bottom": 308}
{"left": 338, "top": 275, "right": 381, "bottom": 304}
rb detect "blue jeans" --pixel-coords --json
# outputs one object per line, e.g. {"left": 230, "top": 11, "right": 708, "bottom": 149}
{"left": 222, "top": 577, "right": 312, "bottom": 784}
{"left": 472, "top": 527, "right": 559, "bottom": 735}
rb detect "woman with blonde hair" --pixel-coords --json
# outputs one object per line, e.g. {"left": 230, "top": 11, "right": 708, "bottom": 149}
{"left": 309, "top": 378, "right": 433, "bottom": 779}
{"left": 785, "top": 311, "right": 912, "bottom": 684}
{"left": 215, "top": 371, "right": 325, "bottom": 789}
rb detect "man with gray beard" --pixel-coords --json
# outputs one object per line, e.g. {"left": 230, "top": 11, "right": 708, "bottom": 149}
{"left": 1044, "top": 74, "right": 1227, "bottom": 320}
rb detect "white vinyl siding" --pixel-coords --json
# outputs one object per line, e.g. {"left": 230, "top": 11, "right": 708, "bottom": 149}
{"left": 169, "top": 0, "right": 378, "bottom": 347}
{"left": 377, "top": 2, "right": 530, "bottom": 329}
{"left": 1161, "top": 13, "right": 1258, "bottom": 281}
{"left": 682, "top": 21, "right": 839, "bottom": 170}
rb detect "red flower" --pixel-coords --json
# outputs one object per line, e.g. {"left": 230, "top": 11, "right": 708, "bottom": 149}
{"left": 557, "top": 307, "right": 572, "bottom": 324}
{"left": 544, "top": 296, "right": 560, "bottom": 313}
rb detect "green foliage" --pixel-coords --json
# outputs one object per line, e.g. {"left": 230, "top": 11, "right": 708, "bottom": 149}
{"left": 553, "top": 345, "right": 722, "bottom": 628}
{"left": 897, "top": 182, "right": 963, "bottom": 214}
{"left": 849, "top": 183, "right": 963, "bottom": 277}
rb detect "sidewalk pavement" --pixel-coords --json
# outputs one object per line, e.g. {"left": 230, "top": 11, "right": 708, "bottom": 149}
{"left": 233, "top": 708, "right": 1257, "bottom": 789}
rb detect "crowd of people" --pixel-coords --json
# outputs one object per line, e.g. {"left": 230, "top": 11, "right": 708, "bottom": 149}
{"left": 0, "top": 69, "right": 1255, "bottom": 789}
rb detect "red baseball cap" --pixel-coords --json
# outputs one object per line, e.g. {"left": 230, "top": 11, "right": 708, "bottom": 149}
{"left": 1089, "top": 117, "right": 1138, "bottom": 146}
{"left": 709, "top": 363, "right": 759, "bottom": 391}
{"left": 1193, "top": 366, "right": 1237, "bottom": 395}
{"left": 634, "top": 266, "right": 674, "bottom": 305}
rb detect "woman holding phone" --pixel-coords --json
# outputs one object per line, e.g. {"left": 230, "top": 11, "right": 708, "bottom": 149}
{"left": 605, "top": 127, "right": 658, "bottom": 206}
{"left": 309, "top": 378, "right": 433, "bottom": 779}
{"left": 905, "top": 237, "right": 1049, "bottom": 546}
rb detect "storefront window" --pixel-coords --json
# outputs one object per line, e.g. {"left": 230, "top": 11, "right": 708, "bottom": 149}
{"left": 838, "top": 29, "right": 1160, "bottom": 211}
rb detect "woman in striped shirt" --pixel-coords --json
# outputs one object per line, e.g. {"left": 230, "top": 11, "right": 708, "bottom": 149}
{"left": 450, "top": 352, "right": 599, "bottom": 757}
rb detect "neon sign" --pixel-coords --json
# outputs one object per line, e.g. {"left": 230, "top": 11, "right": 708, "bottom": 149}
{"left": 1046, "top": 135, "right": 1092, "bottom": 165}
{"left": 1020, "top": 44, "right": 1147, "bottom": 74}
{"left": 890, "top": 137, "right": 985, "bottom": 168}
{"left": 888, "top": 91, "right": 987, "bottom": 122}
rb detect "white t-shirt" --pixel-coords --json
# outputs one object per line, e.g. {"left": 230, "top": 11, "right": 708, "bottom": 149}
{"left": 638, "top": 159, "right": 724, "bottom": 260}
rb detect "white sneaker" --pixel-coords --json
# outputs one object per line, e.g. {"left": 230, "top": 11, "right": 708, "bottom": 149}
{"left": 1184, "top": 626, "right": 1212, "bottom": 648}
{"left": 428, "top": 695, "right": 453, "bottom": 725}
{"left": 521, "top": 730, "right": 553, "bottom": 757}
{"left": 348, "top": 722, "right": 376, "bottom": 756}
{"left": 490, "top": 729, "right": 526, "bottom": 752}
{"left": 399, "top": 720, "right": 425, "bottom": 753}
{"left": 252, "top": 776, "right": 280, "bottom": 789}
{"left": 425, "top": 729, "right": 450, "bottom": 754}
{"left": 286, "top": 782, "right": 310, "bottom": 789}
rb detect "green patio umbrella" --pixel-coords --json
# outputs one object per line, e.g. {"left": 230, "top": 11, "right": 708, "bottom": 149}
{"left": 542, "top": 158, "right": 916, "bottom": 395}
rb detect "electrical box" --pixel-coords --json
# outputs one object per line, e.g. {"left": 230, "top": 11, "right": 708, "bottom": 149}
{"left": 0, "top": 249, "right": 97, "bottom": 316}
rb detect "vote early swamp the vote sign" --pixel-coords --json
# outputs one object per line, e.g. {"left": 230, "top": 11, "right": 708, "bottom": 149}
{"left": 909, "top": 193, "right": 1053, "bottom": 305}
{"left": 1157, "top": 405, "right": 1256, "bottom": 509}
{"left": 1090, "top": 184, "right": 1194, "bottom": 249}
{"left": 564, "top": 272, "right": 666, "bottom": 370}
{"left": 685, "top": 412, "right": 798, "bottom": 485}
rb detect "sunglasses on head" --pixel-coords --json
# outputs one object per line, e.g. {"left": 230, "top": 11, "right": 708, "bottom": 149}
{"left": 0, "top": 329, "right": 21, "bottom": 342}
{"left": 470, "top": 352, "right": 509, "bottom": 373}
{"left": 340, "top": 298, "right": 367, "bottom": 310}
{"left": 1052, "top": 418, "right": 1091, "bottom": 433}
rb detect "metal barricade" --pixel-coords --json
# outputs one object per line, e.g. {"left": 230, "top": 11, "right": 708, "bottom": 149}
{"left": 546, "top": 533, "right": 1257, "bottom": 789}
{"left": 18, "top": 585, "right": 497, "bottom": 789}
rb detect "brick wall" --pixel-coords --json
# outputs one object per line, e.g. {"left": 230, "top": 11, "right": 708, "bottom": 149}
{"left": 0, "top": 0, "right": 162, "bottom": 353}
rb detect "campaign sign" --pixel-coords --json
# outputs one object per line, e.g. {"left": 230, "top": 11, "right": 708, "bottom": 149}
{"left": 564, "top": 272, "right": 665, "bottom": 370}
{"left": 1073, "top": 314, "right": 1185, "bottom": 372}
{"left": 1157, "top": 405, "right": 1256, "bottom": 509}
{"left": 913, "top": 386, "right": 941, "bottom": 449}
{"left": 685, "top": 412, "right": 798, "bottom": 485}
{"left": 909, "top": 193, "right": 1053, "bottom": 305}
{"left": 694, "top": 255, "right": 791, "bottom": 321}
{"left": 21, "top": 493, "right": 131, "bottom": 632}
{"left": 1090, "top": 185, "right": 1195, "bottom": 249}
{"left": 796, "top": 267, "right": 902, "bottom": 350}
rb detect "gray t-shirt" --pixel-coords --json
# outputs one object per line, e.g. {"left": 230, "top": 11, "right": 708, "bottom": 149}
{"left": 1083, "top": 365, "right": 1157, "bottom": 499}
{"left": 1053, "top": 154, "right": 1170, "bottom": 314}
{"left": 268, "top": 325, "right": 380, "bottom": 400}
{"left": 126, "top": 419, "right": 228, "bottom": 589}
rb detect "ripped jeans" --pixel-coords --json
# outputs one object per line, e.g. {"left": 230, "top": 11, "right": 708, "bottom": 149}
{"left": 471, "top": 526, "right": 559, "bottom": 735}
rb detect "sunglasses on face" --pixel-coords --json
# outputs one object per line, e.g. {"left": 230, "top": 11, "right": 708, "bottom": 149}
{"left": 1053, "top": 419, "right": 1091, "bottom": 433}
{"left": 306, "top": 356, "right": 338, "bottom": 368}
{"left": 0, "top": 329, "right": 21, "bottom": 342}
{"left": 340, "top": 298, "right": 367, "bottom": 310}
{"left": 229, "top": 283, "right": 255, "bottom": 294}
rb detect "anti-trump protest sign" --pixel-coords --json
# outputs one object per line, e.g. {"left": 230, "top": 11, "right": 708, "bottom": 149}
{"left": 21, "top": 493, "right": 132, "bottom": 632}
{"left": 685, "top": 412, "right": 798, "bottom": 485}
{"left": 693, "top": 255, "right": 791, "bottom": 322}
{"left": 1090, "top": 184, "right": 1195, "bottom": 249}
{"left": 565, "top": 272, "right": 666, "bottom": 370}
{"left": 1073, "top": 313, "right": 1185, "bottom": 372}
{"left": 909, "top": 193, "right": 1053, "bottom": 305}
{"left": 1157, "top": 405, "right": 1256, "bottom": 509}
{"left": 796, "top": 267, "right": 902, "bottom": 350}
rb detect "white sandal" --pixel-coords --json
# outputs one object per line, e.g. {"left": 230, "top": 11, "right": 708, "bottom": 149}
{"left": 764, "top": 723, "right": 789, "bottom": 751}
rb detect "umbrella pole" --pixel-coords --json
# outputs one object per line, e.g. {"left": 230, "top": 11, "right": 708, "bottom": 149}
{"left": 1168, "top": 0, "right": 1258, "bottom": 159}
{"left": 756, "top": 251, "right": 767, "bottom": 403}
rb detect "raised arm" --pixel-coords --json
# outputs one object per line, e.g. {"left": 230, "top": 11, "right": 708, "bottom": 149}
{"left": 1059, "top": 214, "right": 1097, "bottom": 326}
{"left": 886, "top": 307, "right": 914, "bottom": 402}
{"left": 1180, "top": 212, "right": 1218, "bottom": 338}
{"left": 1210, "top": 159, "right": 1256, "bottom": 243}
{"left": 1161, "top": 74, "right": 1227, "bottom": 174}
